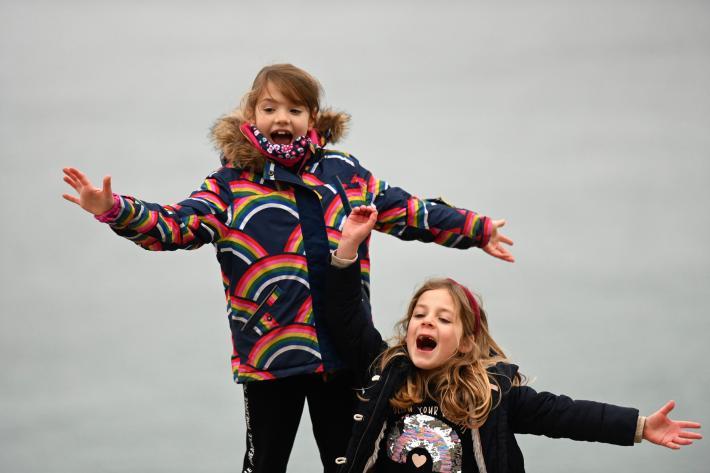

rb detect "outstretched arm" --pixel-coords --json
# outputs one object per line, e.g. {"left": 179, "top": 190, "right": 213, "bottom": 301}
{"left": 353, "top": 162, "right": 515, "bottom": 263}
{"left": 643, "top": 400, "right": 702, "bottom": 449}
{"left": 61, "top": 166, "right": 230, "bottom": 251}
{"left": 62, "top": 167, "right": 115, "bottom": 215}
{"left": 323, "top": 205, "right": 385, "bottom": 377}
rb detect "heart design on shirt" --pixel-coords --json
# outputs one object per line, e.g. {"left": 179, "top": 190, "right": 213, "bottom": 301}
{"left": 411, "top": 453, "right": 427, "bottom": 468}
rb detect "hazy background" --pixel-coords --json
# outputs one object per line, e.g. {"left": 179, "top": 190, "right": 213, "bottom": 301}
{"left": 2, "top": 0, "right": 708, "bottom": 471}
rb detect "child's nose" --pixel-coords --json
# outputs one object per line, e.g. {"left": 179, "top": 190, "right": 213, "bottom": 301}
{"left": 275, "top": 110, "right": 290, "bottom": 123}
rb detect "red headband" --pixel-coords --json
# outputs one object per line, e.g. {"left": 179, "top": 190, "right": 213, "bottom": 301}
{"left": 446, "top": 278, "right": 481, "bottom": 336}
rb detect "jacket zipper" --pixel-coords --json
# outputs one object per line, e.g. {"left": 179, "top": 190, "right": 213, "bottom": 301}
{"left": 346, "top": 368, "right": 392, "bottom": 473}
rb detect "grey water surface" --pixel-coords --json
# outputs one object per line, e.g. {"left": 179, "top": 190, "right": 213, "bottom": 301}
{"left": 1, "top": 1, "right": 708, "bottom": 472}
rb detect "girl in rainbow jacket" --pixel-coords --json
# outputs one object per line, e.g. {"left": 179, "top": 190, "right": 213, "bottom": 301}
{"left": 62, "top": 64, "right": 514, "bottom": 473}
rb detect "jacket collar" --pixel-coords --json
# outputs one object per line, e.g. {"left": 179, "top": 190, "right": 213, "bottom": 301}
{"left": 211, "top": 108, "right": 351, "bottom": 171}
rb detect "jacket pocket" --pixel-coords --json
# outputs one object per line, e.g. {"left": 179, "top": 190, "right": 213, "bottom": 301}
{"left": 241, "top": 285, "right": 283, "bottom": 335}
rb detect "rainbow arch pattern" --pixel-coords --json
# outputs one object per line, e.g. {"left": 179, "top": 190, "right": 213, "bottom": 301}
{"left": 231, "top": 192, "right": 299, "bottom": 230}
{"left": 247, "top": 324, "right": 320, "bottom": 370}
{"left": 283, "top": 226, "right": 304, "bottom": 254}
{"left": 235, "top": 363, "right": 276, "bottom": 382}
{"left": 229, "top": 296, "right": 259, "bottom": 325}
{"left": 366, "top": 173, "right": 389, "bottom": 196}
{"left": 219, "top": 230, "right": 269, "bottom": 265}
{"left": 324, "top": 195, "right": 347, "bottom": 230}
{"left": 229, "top": 179, "right": 275, "bottom": 199}
{"left": 234, "top": 254, "right": 309, "bottom": 301}
{"left": 301, "top": 173, "right": 325, "bottom": 187}
{"left": 326, "top": 228, "right": 342, "bottom": 251}
{"left": 433, "top": 229, "right": 464, "bottom": 248}
{"left": 294, "top": 297, "right": 313, "bottom": 324}
{"left": 406, "top": 197, "right": 428, "bottom": 229}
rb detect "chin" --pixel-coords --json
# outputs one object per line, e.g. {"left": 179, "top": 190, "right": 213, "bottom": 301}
{"left": 408, "top": 350, "right": 444, "bottom": 371}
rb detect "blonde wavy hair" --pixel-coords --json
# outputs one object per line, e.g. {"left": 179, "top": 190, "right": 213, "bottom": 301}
{"left": 378, "top": 278, "right": 522, "bottom": 430}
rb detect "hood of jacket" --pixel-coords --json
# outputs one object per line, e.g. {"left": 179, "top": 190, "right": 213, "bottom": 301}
{"left": 211, "top": 108, "right": 351, "bottom": 170}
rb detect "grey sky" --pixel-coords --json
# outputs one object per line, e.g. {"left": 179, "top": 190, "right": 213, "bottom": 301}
{"left": 1, "top": 1, "right": 709, "bottom": 472}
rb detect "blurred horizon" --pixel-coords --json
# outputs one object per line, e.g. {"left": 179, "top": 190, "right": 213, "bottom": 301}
{"left": 1, "top": 1, "right": 708, "bottom": 472}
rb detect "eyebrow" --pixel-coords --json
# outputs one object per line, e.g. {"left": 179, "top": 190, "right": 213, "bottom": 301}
{"left": 414, "top": 304, "right": 454, "bottom": 316}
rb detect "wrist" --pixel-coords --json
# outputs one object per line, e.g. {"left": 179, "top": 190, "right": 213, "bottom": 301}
{"left": 331, "top": 250, "right": 357, "bottom": 268}
{"left": 335, "top": 242, "right": 358, "bottom": 260}
{"left": 94, "top": 194, "right": 121, "bottom": 222}
{"left": 635, "top": 416, "right": 647, "bottom": 443}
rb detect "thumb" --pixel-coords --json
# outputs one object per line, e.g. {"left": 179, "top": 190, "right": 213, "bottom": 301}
{"left": 492, "top": 219, "right": 506, "bottom": 229}
{"left": 103, "top": 175, "right": 112, "bottom": 196}
{"left": 658, "top": 400, "right": 675, "bottom": 417}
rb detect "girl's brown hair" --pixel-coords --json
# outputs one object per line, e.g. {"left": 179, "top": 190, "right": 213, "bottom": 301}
{"left": 243, "top": 64, "right": 322, "bottom": 121}
{"left": 378, "top": 279, "right": 522, "bottom": 429}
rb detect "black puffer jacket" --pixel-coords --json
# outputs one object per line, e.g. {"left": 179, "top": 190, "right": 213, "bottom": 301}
{"left": 323, "top": 261, "right": 639, "bottom": 473}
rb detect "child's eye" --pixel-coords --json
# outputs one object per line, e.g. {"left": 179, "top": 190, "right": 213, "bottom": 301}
{"left": 263, "top": 107, "right": 275, "bottom": 113}
{"left": 439, "top": 317, "right": 452, "bottom": 324}
{"left": 290, "top": 109, "right": 303, "bottom": 115}
{"left": 412, "top": 313, "right": 425, "bottom": 319}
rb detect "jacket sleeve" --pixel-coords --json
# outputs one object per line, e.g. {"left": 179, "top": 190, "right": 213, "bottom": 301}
{"left": 323, "top": 259, "right": 386, "bottom": 378}
{"left": 358, "top": 164, "right": 492, "bottom": 249}
{"left": 106, "top": 171, "right": 231, "bottom": 251}
{"left": 507, "top": 385, "right": 640, "bottom": 446}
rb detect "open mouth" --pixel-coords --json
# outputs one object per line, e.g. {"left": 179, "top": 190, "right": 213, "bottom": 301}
{"left": 416, "top": 335, "right": 437, "bottom": 351}
{"left": 270, "top": 130, "right": 293, "bottom": 145}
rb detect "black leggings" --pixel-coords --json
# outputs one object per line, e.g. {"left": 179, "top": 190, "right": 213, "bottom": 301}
{"left": 241, "top": 371, "right": 357, "bottom": 473}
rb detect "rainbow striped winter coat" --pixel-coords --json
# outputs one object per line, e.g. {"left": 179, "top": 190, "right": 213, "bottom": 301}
{"left": 105, "top": 110, "right": 493, "bottom": 383}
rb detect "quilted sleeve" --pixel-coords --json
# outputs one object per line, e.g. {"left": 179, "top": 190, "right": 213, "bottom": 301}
{"left": 359, "top": 164, "right": 492, "bottom": 249}
{"left": 105, "top": 170, "right": 231, "bottom": 251}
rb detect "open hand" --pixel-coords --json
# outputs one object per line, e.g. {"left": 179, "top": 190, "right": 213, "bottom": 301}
{"left": 643, "top": 400, "right": 702, "bottom": 449}
{"left": 337, "top": 205, "right": 378, "bottom": 260}
{"left": 62, "top": 167, "right": 115, "bottom": 215}
{"left": 483, "top": 219, "right": 515, "bottom": 263}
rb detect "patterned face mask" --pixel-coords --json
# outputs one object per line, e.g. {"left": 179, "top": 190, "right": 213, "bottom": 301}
{"left": 241, "top": 123, "right": 315, "bottom": 169}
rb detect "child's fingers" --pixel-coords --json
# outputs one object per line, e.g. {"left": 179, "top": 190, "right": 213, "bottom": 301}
{"left": 63, "top": 167, "right": 82, "bottom": 181}
{"left": 64, "top": 168, "right": 88, "bottom": 189}
{"left": 62, "top": 193, "right": 81, "bottom": 205}
{"left": 352, "top": 205, "right": 376, "bottom": 217}
{"left": 67, "top": 167, "right": 92, "bottom": 186}
{"left": 679, "top": 431, "right": 702, "bottom": 439}
{"left": 63, "top": 175, "right": 81, "bottom": 191}
{"left": 498, "top": 234, "right": 514, "bottom": 246}
{"left": 485, "top": 244, "right": 515, "bottom": 263}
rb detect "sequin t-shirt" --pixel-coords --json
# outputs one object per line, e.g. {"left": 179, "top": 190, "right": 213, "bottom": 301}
{"left": 374, "top": 401, "right": 477, "bottom": 473}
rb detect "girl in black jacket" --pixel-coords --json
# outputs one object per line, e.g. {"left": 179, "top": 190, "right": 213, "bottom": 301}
{"left": 323, "top": 205, "right": 702, "bottom": 473}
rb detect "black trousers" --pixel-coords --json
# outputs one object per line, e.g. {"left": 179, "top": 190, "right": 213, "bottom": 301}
{"left": 241, "top": 371, "right": 356, "bottom": 473}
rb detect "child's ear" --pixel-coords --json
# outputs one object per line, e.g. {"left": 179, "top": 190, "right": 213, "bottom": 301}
{"left": 458, "top": 335, "right": 475, "bottom": 354}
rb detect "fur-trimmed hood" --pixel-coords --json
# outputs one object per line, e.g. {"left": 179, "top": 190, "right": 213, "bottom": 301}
{"left": 211, "top": 108, "right": 350, "bottom": 170}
